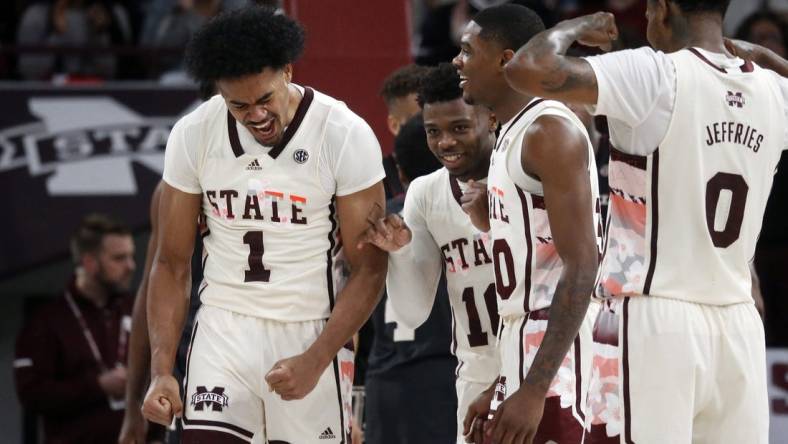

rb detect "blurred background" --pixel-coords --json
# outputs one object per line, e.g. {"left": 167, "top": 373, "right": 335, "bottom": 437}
{"left": 1, "top": 0, "right": 787, "bottom": 442}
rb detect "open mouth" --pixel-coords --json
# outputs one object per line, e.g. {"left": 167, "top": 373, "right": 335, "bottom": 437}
{"left": 248, "top": 118, "right": 276, "bottom": 141}
{"left": 439, "top": 152, "right": 465, "bottom": 166}
{"left": 458, "top": 75, "right": 468, "bottom": 88}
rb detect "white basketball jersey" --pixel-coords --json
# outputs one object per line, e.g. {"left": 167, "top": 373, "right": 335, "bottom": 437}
{"left": 596, "top": 49, "right": 785, "bottom": 305}
{"left": 387, "top": 168, "right": 499, "bottom": 383}
{"left": 488, "top": 99, "right": 602, "bottom": 317}
{"left": 163, "top": 86, "right": 384, "bottom": 321}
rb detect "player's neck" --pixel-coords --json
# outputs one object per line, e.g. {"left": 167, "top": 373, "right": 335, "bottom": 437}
{"left": 75, "top": 272, "right": 109, "bottom": 308}
{"left": 492, "top": 91, "right": 533, "bottom": 125}
{"left": 676, "top": 15, "right": 728, "bottom": 55}
{"left": 284, "top": 83, "right": 303, "bottom": 128}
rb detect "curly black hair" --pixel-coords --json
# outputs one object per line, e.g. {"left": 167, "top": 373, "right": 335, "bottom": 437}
{"left": 185, "top": 6, "right": 305, "bottom": 82}
{"left": 394, "top": 115, "right": 442, "bottom": 182}
{"left": 473, "top": 4, "right": 544, "bottom": 51}
{"left": 417, "top": 63, "right": 462, "bottom": 108}
{"left": 380, "top": 64, "right": 430, "bottom": 107}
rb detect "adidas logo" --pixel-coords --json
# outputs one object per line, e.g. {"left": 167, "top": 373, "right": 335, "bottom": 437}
{"left": 319, "top": 427, "right": 336, "bottom": 440}
{"left": 246, "top": 159, "right": 262, "bottom": 171}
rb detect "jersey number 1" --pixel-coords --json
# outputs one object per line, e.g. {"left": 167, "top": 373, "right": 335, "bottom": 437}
{"left": 243, "top": 231, "right": 271, "bottom": 282}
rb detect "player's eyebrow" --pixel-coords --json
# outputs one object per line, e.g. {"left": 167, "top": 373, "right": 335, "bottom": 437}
{"left": 229, "top": 91, "right": 274, "bottom": 106}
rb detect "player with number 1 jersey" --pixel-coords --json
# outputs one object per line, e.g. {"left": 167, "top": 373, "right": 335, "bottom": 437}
{"left": 143, "top": 8, "right": 387, "bottom": 444}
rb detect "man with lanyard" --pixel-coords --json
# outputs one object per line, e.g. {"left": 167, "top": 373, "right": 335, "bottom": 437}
{"left": 14, "top": 214, "right": 139, "bottom": 443}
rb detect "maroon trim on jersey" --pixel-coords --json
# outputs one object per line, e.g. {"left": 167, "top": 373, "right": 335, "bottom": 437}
{"left": 529, "top": 306, "right": 550, "bottom": 320}
{"left": 449, "top": 175, "right": 464, "bottom": 207}
{"left": 182, "top": 429, "right": 250, "bottom": 443}
{"left": 740, "top": 60, "right": 754, "bottom": 73}
{"left": 452, "top": 305, "right": 463, "bottom": 378}
{"left": 573, "top": 335, "right": 585, "bottom": 421}
{"left": 518, "top": 314, "right": 529, "bottom": 383}
{"left": 687, "top": 48, "right": 727, "bottom": 73}
{"left": 494, "top": 99, "right": 545, "bottom": 151}
{"left": 326, "top": 196, "right": 338, "bottom": 310}
{"left": 226, "top": 87, "right": 315, "bottom": 159}
{"left": 197, "top": 281, "right": 208, "bottom": 298}
{"left": 609, "top": 146, "right": 647, "bottom": 170}
{"left": 622, "top": 298, "right": 634, "bottom": 444}
{"left": 516, "top": 186, "right": 534, "bottom": 312}
{"left": 531, "top": 195, "right": 546, "bottom": 210}
{"left": 330, "top": 356, "right": 348, "bottom": 444}
{"left": 180, "top": 321, "right": 256, "bottom": 441}
{"left": 643, "top": 150, "right": 660, "bottom": 294}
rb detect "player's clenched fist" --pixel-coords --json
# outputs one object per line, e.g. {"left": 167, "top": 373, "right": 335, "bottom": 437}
{"left": 460, "top": 180, "right": 490, "bottom": 232}
{"left": 265, "top": 352, "right": 324, "bottom": 401}
{"left": 357, "top": 214, "right": 412, "bottom": 252}
{"left": 572, "top": 12, "right": 618, "bottom": 51}
{"left": 142, "top": 375, "right": 182, "bottom": 426}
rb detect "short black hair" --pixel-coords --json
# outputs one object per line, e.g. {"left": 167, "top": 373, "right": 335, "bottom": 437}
{"left": 394, "top": 115, "right": 442, "bottom": 182}
{"left": 380, "top": 64, "right": 430, "bottom": 107}
{"left": 70, "top": 213, "right": 130, "bottom": 263}
{"left": 418, "top": 63, "right": 462, "bottom": 107}
{"left": 185, "top": 6, "right": 305, "bottom": 82}
{"left": 472, "top": 4, "right": 545, "bottom": 51}
{"left": 667, "top": 0, "right": 730, "bottom": 15}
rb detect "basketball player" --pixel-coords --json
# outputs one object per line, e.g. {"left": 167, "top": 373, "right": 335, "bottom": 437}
{"left": 141, "top": 7, "right": 388, "bottom": 444}
{"left": 359, "top": 63, "right": 499, "bottom": 444}
{"left": 453, "top": 5, "right": 603, "bottom": 443}
{"left": 503, "top": 1, "right": 788, "bottom": 442}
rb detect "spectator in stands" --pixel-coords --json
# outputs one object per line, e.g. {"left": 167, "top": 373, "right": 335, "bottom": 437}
{"left": 737, "top": 10, "right": 788, "bottom": 346}
{"left": 13, "top": 214, "right": 140, "bottom": 443}
{"left": 379, "top": 64, "right": 430, "bottom": 198}
{"left": 16, "top": 0, "right": 133, "bottom": 80}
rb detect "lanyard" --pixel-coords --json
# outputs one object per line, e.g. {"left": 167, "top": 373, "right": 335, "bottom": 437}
{"left": 64, "top": 290, "right": 127, "bottom": 371}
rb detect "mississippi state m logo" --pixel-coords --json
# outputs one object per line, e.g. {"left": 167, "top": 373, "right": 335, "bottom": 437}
{"left": 191, "top": 386, "right": 229, "bottom": 412}
{"left": 726, "top": 91, "right": 745, "bottom": 108}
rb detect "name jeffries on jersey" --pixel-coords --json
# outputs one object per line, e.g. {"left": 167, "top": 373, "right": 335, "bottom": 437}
{"left": 386, "top": 168, "right": 499, "bottom": 383}
{"left": 488, "top": 99, "right": 602, "bottom": 317}
{"left": 597, "top": 50, "right": 786, "bottom": 305}
{"left": 163, "top": 86, "right": 384, "bottom": 321}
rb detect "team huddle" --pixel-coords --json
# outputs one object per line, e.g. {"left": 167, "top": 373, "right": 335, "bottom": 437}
{"left": 128, "top": 2, "right": 788, "bottom": 444}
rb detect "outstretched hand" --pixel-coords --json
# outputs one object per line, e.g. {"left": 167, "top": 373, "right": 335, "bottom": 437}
{"left": 356, "top": 213, "right": 412, "bottom": 252}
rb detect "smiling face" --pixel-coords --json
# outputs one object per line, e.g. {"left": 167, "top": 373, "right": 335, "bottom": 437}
{"left": 422, "top": 98, "right": 495, "bottom": 181}
{"left": 217, "top": 65, "right": 296, "bottom": 146}
{"left": 452, "top": 21, "right": 508, "bottom": 108}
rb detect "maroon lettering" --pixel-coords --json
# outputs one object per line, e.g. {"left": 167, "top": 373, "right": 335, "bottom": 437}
{"left": 705, "top": 172, "right": 748, "bottom": 248}
{"left": 206, "top": 190, "right": 220, "bottom": 215}
{"left": 734, "top": 123, "right": 744, "bottom": 145}
{"left": 754, "top": 134, "right": 763, "bottom": 153}
{"left": 243, "top": 195, "right": 264, "bottom": 220}
{"left": 291, "top": 204, "right": 307, "bottom": 225}
{"left": 219, "top": 190, "right": 238, "bottom": 219}
{"left": 451, "top": 238, "right": 470, "bottom": 269}
{"left": 473, "top": 238, "right": 492, "bottom": 266}
{"left": 493, "top": 239, "right": 516, "bottom": 300}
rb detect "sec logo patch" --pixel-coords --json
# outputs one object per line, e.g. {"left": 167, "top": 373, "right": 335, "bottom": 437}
{"left": 293, "top": 149, "right": 309, "bottom": 164}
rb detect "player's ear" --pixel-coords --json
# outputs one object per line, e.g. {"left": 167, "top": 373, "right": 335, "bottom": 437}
{"left": 501, "top": 49, "right": 516, "bottom": 69}
{"left": 283, "top": 64, "right": 293, "bottom": 83}
{"left": 387, "top": 114, "right": 400, "bottom": 137}
{"left": 488, "top": 113, "right": 498, "bottom": 133}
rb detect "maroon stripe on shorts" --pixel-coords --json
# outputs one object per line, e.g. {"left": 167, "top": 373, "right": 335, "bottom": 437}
{"left": 182, "top": 428, "right": 252, "bottom": 443}
{"left": 518, "top": 314, "right": 529, "bottom": 383}
{"left": 573, "top": 335, "right": 584, "bottom": 421}
{"left": 622, "top": 297, "right": 634, "bottom": 444}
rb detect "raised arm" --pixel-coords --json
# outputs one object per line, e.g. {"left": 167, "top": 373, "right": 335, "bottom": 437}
{"left": 504, "top": 12, "right": 618, "bottom": 105}
{"left": 490, "top": 115, "right": 599, "bottom": 443}
{"left": 725, "top": 38, "right": 788, "bottom": 78}
{"left": 141, "top": 183, "right": 200, "bottom": 425}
